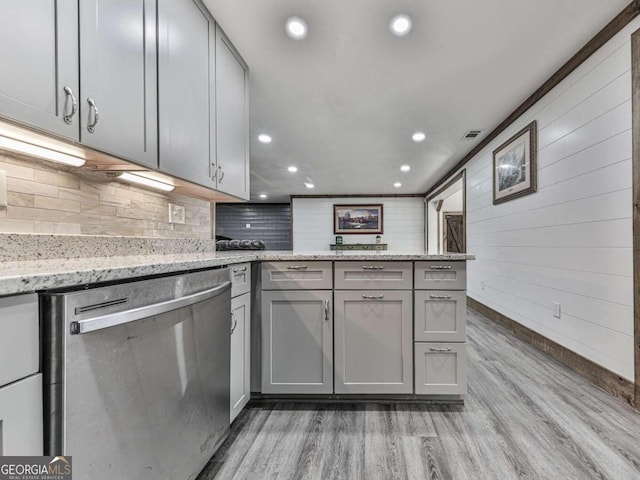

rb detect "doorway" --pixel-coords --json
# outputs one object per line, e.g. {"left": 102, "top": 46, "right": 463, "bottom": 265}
{"left": 425, "top": 170, "right": 466, "bottom": 254}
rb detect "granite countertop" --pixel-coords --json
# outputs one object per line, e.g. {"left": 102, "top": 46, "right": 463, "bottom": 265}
{"left": 0, "top": 249, "right": 474, "bottom": 296}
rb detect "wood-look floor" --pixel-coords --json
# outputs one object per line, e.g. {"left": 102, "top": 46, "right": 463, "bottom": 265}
{"left": 198, "top": 309, "right": 640, "bottom": 480}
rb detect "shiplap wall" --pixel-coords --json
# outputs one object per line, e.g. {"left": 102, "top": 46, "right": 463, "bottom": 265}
{"left": 292, "top": 197, "right": 424, "bottom": 251}
{"left": 458, "top": 18, "right": 640, "bottom": 381}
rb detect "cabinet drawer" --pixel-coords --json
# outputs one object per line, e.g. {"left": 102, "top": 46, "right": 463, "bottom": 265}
{"left": 0, "top": 374, "right": 43, "bottom": 455}
{"left": 414, "top": 261, "right": 466, "bottom": 290}
{"left": 334, "top": 261, "right": 412, "bottom": 290}
{"left": 230, "top": 262, "right": 251, "bottom": 298}
{"left": 414, "top": 343, "right": 466, "bottom": 395}
{"left": 414, "top": 291, "right": 466, "bottom": 342}
{"left": 261, "top": 261, "right": 333, "bottom": 290}
{"left": 0, "top": 294, "right": 39, "bottom": 386}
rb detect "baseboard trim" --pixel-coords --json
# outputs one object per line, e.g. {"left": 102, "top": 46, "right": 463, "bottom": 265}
{"left": 467, "top": 297, "right": 635, "bottom": 407}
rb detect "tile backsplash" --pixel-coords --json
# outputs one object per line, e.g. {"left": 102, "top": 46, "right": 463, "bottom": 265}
{"left": 0, "top": 150, "right": 213, "bottom": 238}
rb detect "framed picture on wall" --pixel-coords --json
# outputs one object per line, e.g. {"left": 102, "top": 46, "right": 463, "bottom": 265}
{"left": 333, "top": 204, "right": 383, "bottom": 234}
{"left": 493, "top": 120, "right": 537, "bottom": 205}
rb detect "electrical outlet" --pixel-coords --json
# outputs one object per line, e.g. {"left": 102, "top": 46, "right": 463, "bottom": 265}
{"left": 553, "top": 302, "right": 561, "bottom": 318}
{"left": 245, "top": 223, "right": 251, "bottom": 228}
{"left": 481, "top": 280, "right": 486, "bottom": 290}
{"left": 168, "top": 203, "right": 186, "bottom": 224}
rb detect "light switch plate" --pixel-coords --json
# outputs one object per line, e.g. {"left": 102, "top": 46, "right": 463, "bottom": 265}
{"left": 168, "top": 203, "right": 186, "bottom": 224}
{"left": 245, "top": 223, "right": 251, "bottom": 228}
{"left": 553, "top": 302, "right": 561, "bottom": 318}
{"left": 0, "top": 170, "right": 7, "bottom": 207}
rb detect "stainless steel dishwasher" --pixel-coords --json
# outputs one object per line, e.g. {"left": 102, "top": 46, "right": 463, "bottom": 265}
{"left": 41, "top": 268, "right": 231, "bottom": 480}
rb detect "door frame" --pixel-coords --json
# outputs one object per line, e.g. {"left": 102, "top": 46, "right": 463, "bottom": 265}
{"left": 425, "top": 169, "right": 466, "bottom": 254}
{"left": 631, "top": 27, "right": 640, "bottom": 409}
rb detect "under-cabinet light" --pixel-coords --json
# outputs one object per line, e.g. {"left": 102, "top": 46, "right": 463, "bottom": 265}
{"left": 118, "top": 172, "right": 175, "bottom": 192}
{"left": 0, "top": 134, "right": 85, "bottom": 167}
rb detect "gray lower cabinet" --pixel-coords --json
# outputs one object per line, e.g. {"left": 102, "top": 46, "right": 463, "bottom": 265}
{"left": 215, "top": 25, "right": 250, "bottom": 200}
{"left": 230, "top": 292, "right": 251, "bottom": 422}
{"left": 334, "top": 291, "right": 413, "bottom": 394}
{"left": 414, "top": 290, "right": 466, "bottom": 342}
{"left": 261, "top": 290, "right": 333, "bottom": 394}
{"left": 0, "top": 0, "right": 79, "bottom": 140}
{"left": 414, "top": 343, "right": 466, "bottom": 395}
{"left": 0, "top": 374, "right": 43, "bottom": 455}
{"left": 79, "top": 0, "right": 158, "bottom": 168}
{"left": 158, "top": 0, "right": 216, "bottom": 189}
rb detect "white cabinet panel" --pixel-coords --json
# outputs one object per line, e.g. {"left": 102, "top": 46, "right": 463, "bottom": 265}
{"left": 0, "top": 374, "right": 43, "bottom": 456}
{"left": 79, "top": 0, "right": 158, "bottom": 167}
{"left": 215, "top": 26, "right": 249, "bottom": 199}
{"left": 414, "top": 261, "right": 466, "bottom": 291}
{"left": 261, "top": 290, "right": 333, "bottom": 394}
{"left": 0, "top": 294, "right": 39, "bottom": 387}
{"left": 230, "top": 293, "right": 250, "bottom": 422}
{"left": 261, "top": 262, "right": 333, "bottom": 290}
{"left": 0, "top": 0, "right": 79, "bottom": 139}
{"left": 231, "top": 263, "right": 251, "bottom": 298}
{"left": 334, "top": 291, "right": 412, "bottom": 394}
{"left": 158, "top": 0, "right": 216, "bottom": 188}
{"left": 334, "top": 262, "right": 413, "bottom": 290}
{"left": 414, "top": 290, "right": 466, "bottom": 342}
{"left": 414, "top": 343, "right": 466, "bottom": 395}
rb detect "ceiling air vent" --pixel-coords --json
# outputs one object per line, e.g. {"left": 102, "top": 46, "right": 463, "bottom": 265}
{"left": 462, "top": 129, "right": 484, "bottom": 140}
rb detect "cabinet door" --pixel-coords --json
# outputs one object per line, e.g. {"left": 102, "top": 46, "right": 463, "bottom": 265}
{"left": 415, "top": 343, "right": 466, "bottom": 395}
{"left": 215, "top": 26, "right": 249, "bottom": 200}
{"left": 79, "top": 0, "right": 158, "bottom": 167}
{"left": 0, "top": 0, "right": 79, "bottom": 140}
{"left": 158, "top": 0, "right": 216, "bottom": 188}
{"left": 262, "top": 291, "right": 332, "bottom": 394}
{"left": 334, "top": 291, "right": 413, "bottom": 394}
{"left": 0, "top": 294, "right": 39, "bottom": 387}
{"left": 230, "top": 292, "right": 251, "bottom": 422}
{"left": 414, "top": 291, "right": 466, "bottom": 342}
{"left": 0, "top": 374, "right": 43, "bottom": 455}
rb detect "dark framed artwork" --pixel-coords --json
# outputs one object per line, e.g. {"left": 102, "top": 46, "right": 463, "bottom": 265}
{"left": 493, "top": 120, "right": 537, "bottom": 205}
{"left": 333, "top": 204, "right": 383, "bottom": 234}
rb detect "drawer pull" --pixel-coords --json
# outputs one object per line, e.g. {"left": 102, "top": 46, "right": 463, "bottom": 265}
{"left": 286, "top": 265, "right": 308, "bottom": 270}
{"left": 429, "top": 265, "right": 452, "bottom": 270}
{"left": 362, "top": 294, "right": 384, "bottom": 300}
{"left": 362, "top": 265, "right": 385, "bottom": 270}
{"left": 430, "top": 347, "right": 452, "bottom": 352}
{"left": 324, "top": 300, "right": 330, "bottom": 321}
{"left": 430, "top": 295, "right": 452, "bottom": 299}
{"left": 233, "top": 267, "right": 247, "bottom": 274}
{"left": 230, "top": 310, "right": 238, "bottom": 334}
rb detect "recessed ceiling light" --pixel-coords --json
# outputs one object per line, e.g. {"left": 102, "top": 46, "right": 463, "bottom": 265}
{"left": 390, "top": 14, "right": 412, "bottom": 37}
{"left": 288, "top": 166, "right": 298, "bottom": 173}
{"left": 285, "top": 16, "right": 308, "bottom": 40}
{"left": 304, "top": 182, "right": 314, "bottom": 189}
{"left": 412, "top": 131, "right": 426, "bottom": 142}
{"left": 400, "top": 165, "right": 411, "bottom": 172}
{"left": 394, "top": 182, "right": 402, "bottom": 188}
{"left": 259, "top": 193, "right": 268, "bottom": 199}
{"left": 258, "top": 134, "right": 272, "bottom": 144}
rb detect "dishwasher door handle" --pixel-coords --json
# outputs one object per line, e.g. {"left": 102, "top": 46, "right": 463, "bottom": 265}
{"left": 70, "top": 281, "right": 231, "bottom": 334}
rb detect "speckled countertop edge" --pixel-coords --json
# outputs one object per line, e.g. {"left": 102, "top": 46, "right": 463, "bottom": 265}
{"left": 0, "top": 251, "right": 474, "bottom": 296}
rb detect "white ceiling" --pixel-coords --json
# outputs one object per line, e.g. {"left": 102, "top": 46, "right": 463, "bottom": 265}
{"left": 204, "top": 0, "right": 629, "bottom": 202}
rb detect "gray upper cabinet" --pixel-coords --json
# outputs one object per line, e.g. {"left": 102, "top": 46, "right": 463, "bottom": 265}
{"left": 158, "top": 0, "right": 216, "bottom": 188}
{"left": 0, "top": 0, "right": 79, "bottom": 140}
{"left": 215, "top": 26, "right": 249, "bottom": 200}
{"left": 79, "top": 0, "right": 158, "bottom": 168}
{"left": 334, "top": 290, "right": 413, "bottom": 394}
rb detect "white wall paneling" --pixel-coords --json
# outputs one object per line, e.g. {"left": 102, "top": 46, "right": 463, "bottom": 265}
{"left": 442, "top": 17, "right": 640, "bottom": 381}
{"left": 292, "top": 197, "right": 424, "bottom": 252}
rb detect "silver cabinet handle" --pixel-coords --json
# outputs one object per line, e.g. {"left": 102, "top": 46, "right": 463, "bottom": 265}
{"left": 429, "top": 265, "right": 452, "bottom": 270}
{"left": 362, "top": 266, "right": 384, "bottom": 270}
{"left": 70, "top": 281, "right": 231, "bottom": 334}
{"left": 430, "top": 295, "right": 452, "bottom": 299}
{"left": 211, "top": 162, "right": 218, "bottom": 181}
{"left": 430, "top": 346, "right": 452, "bottom": 352}
{"left": 286, "top": 265, "right": 307, "bottom": 270}
{"left": 63, "top": 86, "right": 77, "bottom": 124}
{"left": 362, "top": 294, "right": 384, "bottom": 300}
{"left": 218, "top": 165, "right": 224, "bottom": 182}
{"left": 87, "top": 97, "right": 100, "bottom": 133}
{"left": 233, "top": 267, "right": 247, "bottom": 274}
{"left": 230, "top": 310, "right": 238, "bottom": 334}
{"left": 324, "top": 300, "right": 329, "bottom": 321}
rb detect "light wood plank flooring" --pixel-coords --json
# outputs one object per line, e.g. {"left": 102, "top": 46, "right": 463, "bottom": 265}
{"left": 199, "top": 308, "right": 640, "bottom": 480}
